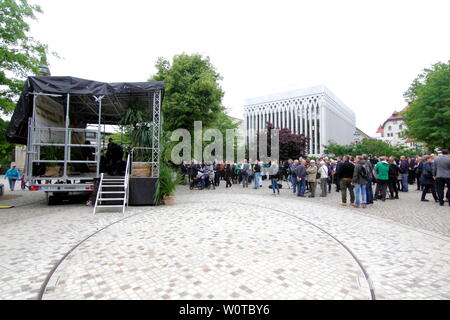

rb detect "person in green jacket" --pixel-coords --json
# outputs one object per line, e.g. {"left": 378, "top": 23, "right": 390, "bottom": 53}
{"left": 374, "top": 156, "right": 390, "bottom": 201}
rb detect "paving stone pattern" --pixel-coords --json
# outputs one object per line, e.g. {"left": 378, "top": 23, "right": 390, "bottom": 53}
{"left": 0, "top": 178, "right": 449, "bottom": 300}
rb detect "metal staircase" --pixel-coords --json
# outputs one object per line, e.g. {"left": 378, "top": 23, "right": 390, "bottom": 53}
{"left": 93, "top": 153, "right": 131, "bottom": 215}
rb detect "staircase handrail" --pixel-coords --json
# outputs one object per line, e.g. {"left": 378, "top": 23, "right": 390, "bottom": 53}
{"left": 123, "top": 152, "right": 131, "bottom": 214}
{"left": 93, "top": 172, "right": 104, "bottom": 215}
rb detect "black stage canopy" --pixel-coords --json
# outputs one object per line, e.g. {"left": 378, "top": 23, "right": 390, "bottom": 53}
{"left": 7, "top": 76, "right": 165, "bottom": 145}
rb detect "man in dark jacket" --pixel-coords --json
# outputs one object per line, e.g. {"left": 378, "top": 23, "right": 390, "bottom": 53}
{"left": 352, "top": 156, "right": 368, "bottom": 208}
{"left": 326, "top": 159, "right": 333, "bottom": 193}
{"left": 334, "top": 157, "right": 342, "bottom": 192}
{"left": 362, "top": 155, "right": 374, "bottom": 204}
{"left": 399, "top": 156, "right": 409, "bottom": 192}
{"left": 241, "top": 159, "right": 250, "bottom": 188}
{"left": 336, "top": 155, "right": 355, "bottom": 206}
{"left": 415, "top": 158, "right": 424, "bottom": 191}
{"left": 214, "top": 161, "right": 221, "bottom": 186}
{"left": 253, "top": 161, "right": 262, "bottom": 189}
{"left": 225, "top": 163, "right": 233, "bottom": 188}
{"left": 421, "top": 155, "right": 438, "bottom": 202}
{"left": 388, "top": 156, "right": 400, "bottom": 199}
{"left": 295, "top": 160, "right": 307, "bottom": 197}
{"left": 106, "top": 138, "right": 124, "bottom": 175}
{"left": 408, "top": 158, "right": 416, "bottom": 185}
{"left": 290, "top": 160, "right": 298, "bottom": 194}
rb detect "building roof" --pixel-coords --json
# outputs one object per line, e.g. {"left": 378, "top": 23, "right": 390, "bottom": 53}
{"left": 376, "top": 125, "right": 384, "bottom": 134}
{"left": 230, "top": 116, "right": 243, "bottom": 123}
{"left": 7, "top": 76, "right": 165, "bottom": 145}
{"left": 401, "top": 105, "right": 410, "bottom": 112}
{"left": 355, "top": 127, "right": 370, "bottom": 138}
{"left": 380, "top": 105, "right": 409, "bottom": 129}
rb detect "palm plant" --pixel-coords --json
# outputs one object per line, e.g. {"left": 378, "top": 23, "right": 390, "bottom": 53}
{"left": 120, "top": 99, "right": 153, "bottom": 162}
{"left": 153, "top": 161, "right": 180, "bottom": 205}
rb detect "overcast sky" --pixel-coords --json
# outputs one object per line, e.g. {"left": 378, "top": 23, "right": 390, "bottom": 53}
{"left": 29, "top": 0, "right": 449, "bottom": 135}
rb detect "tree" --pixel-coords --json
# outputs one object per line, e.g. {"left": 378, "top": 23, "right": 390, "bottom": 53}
{"left": 149, "top": 54, "right": 225, "bottom": 134}
{"left": 149, "top": 53, "right": 239, "bottom": 163}
{"left": 324, "top": 138, "right": 417, "bottom": 158}
{"left": 206, "top": 111, "right": 238, "bottom": 137}
{"left": 403, "top": 61, "right": 450, "bottom": 151}
{"left": 0, "top": 0, "right": 49, "bottom": 114}
{"left": 253, "top": 122, "right": 308, "bottom": 161}
{"left": 0, "top": 118, "right": 15, "bottom": 171}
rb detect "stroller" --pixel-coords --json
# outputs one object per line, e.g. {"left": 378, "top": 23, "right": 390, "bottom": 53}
{"left": 189, "top": 170, "right": 215, "bottom": 190}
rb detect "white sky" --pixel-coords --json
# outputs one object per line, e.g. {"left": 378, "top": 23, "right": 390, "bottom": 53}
{"left": 28, "top": 0, "right": 449, "bottom": 135}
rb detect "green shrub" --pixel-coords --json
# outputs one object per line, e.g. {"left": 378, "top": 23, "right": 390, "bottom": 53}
{"left": 154, "top": 162, "right": 180, "bottom": 205}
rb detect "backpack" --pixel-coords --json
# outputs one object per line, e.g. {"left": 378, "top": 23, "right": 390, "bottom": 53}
{"left": 364, "top": 163, "right": 372, "bottom": 179}
{"left": 423, "top": 165, "right": 432, "bottom": 179}
{"left": 242, "top": 163, "right": 250, "bottom": 175}
{"left": 359, "top": 165, "right": 368, "bottom": 179}
{"left": 291, "top": 165, "right": 298, "bottom": 177}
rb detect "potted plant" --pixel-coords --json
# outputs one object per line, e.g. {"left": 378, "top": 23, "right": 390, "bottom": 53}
{"left": 154, "top": 162, "right": 179, "bottom": 205}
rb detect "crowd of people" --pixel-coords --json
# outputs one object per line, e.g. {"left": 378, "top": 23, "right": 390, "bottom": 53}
{"left": 180, "top": 149, "right": 450, "bottom": 208}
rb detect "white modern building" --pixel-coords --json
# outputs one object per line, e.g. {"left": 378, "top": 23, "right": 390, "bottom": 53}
{"left": 243, "top": 85, "right": 356, "bottom": 157}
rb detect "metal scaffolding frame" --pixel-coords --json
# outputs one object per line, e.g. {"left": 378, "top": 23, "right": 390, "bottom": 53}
{"left": 25, "top": 87, "right": 163, "bottom": 193}
{"left": 26, "top": 92, "right": 103, "bottom": 192}
{"left": 151, "top": 89, "right": 162, "bottom": 178}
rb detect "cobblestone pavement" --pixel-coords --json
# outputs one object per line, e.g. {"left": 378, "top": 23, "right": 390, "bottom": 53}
{"left": 0, "top": 179, "right": 449, "bottom": 300}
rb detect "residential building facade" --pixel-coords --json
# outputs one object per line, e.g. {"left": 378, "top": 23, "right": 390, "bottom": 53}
{"left": 354, "top": 127, "right": 371, "bottom": 143}
{"left": 375, "top": 106, "right": 416, "bottom": 147}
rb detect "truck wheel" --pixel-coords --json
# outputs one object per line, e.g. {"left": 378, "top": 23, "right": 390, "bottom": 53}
{"left": 47, "top": 193, "right": 62, "bottom": 205}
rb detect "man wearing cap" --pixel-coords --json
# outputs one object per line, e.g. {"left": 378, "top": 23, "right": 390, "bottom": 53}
{"left": 306, "top": 160, "right": 318, "bottom": 198}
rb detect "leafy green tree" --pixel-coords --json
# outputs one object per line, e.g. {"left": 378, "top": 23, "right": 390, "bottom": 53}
{"left": 109, "top": 131, "right": 132, "bottom": 148}
{"left": 0, "top": 118, "right": 15, "bottom": 171}
{"left": 206, "top": 111, "right": 238, "bottom": 136}
{"left": 403, "top": 61, "right": 450, "bottom": 150}
{"left": 0, "top": 0, "right": 50, "bottom": 114}
{"left": 323, "top": 140, "right": 353, "bottom": 158}
{"left": 324, "top": 139, "right": 417, "bottom": 158}
{"left": 149, "top": 53, "right": 225, "bottom": 133}
{"left": 149, "top": 53, "right": 240, "bottom": 163}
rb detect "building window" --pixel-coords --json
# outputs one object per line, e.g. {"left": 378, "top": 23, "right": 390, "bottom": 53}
{"left": 388, "top": 126, "right": 392, "bottom": 131}
{"left": 399, "top": 124, "right": 403, "bottom": 130}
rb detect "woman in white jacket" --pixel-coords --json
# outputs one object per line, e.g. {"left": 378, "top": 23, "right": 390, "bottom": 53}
{"left": 319, "top": 161, "right": 329, "bottom": 197}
